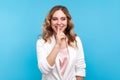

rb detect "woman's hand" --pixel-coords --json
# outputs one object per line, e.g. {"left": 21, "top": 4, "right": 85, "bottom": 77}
{"left": 56, "top": 28, "right": 66, "bottom": 47}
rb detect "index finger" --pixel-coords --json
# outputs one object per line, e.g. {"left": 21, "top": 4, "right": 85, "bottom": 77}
{"left": 57, "top": 27, "right": 60, "bottom": 34}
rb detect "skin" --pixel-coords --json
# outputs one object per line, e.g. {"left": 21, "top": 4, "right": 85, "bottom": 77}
{"left": 51, "top": 10, "right": 67, "bottom": 49}
{"left": 46, "top": 10, "right": 83, "bottom": 80}
{"left": 51, "top": 10, "right": 67, "bottom": 34}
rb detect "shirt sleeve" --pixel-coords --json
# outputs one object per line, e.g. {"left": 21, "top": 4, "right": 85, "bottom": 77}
{"left": 36, "top": 39, "right": 55, "bottom": 74}
{"left": 75, "top": 36, "right": 86, "bottom": 77}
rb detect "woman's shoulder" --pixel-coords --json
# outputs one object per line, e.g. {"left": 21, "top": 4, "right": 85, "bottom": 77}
{"left": 75, "top": 36, "right": 83, "bottom": 48}
{"left": 75, "top": 36, "right": 81, "bottom": 42}
{"left": 36, "top": 37, "right": 45, "bottom": 47}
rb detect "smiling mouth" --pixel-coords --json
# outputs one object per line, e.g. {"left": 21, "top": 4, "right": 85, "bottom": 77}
{"left": 56, "top": 24, "right": 63, "bottom": 30}
{"left": 57, "top": 26, "right": 62, "bottom": 29}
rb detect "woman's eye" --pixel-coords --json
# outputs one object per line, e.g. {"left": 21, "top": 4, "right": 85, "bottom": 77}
{"left": 52, "top": 18, "right": 57, "bottom": 21}
{"left": 61, "top": 17, "right": 66, "bottom": 21}
{"left": 51, "top": 17, "right": 66, "bottom": 21}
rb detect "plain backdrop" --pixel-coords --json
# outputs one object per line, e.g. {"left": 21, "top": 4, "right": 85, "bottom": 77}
{"left": 0, "top": 0, "right": 120, "bottom": 80}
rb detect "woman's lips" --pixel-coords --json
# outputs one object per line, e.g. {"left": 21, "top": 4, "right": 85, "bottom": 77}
{"left": 56, "top": 26, "right": 63, "bottom": 30}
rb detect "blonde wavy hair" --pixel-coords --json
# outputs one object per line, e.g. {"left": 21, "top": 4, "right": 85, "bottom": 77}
{"left": 42, "top": 5, "right": 77, "bottom": 47}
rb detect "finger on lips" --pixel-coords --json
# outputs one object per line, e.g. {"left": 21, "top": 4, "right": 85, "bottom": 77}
{"left": 57, "top": 27, "right": 66, "bottom": 39}
{"left": 57, "top": 28, "right": 59, "bottom": 34}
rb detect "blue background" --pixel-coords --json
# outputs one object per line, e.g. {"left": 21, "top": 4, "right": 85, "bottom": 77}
{"left": 0, "top": 0, "right": 120, "bottom": 80}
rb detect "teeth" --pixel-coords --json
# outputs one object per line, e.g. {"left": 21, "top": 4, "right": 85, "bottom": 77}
{"left": 60, "top": 24, "right": 63, "bottom": 26}
{"left": 56, "top": 26, "right": 62, "bottom": 28}
{"left": 57, "top": 24, "right": 63, "bottom": 27}
{"left": 57, "top": 26, "right": 62, "bottom": 29}
{"left": 56, "top": 25, "right": 63, "bottom": 30}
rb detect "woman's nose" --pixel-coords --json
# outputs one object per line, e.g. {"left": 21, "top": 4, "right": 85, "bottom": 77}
{"left": 57, "top": 19, "right": 61, "bottom": 24}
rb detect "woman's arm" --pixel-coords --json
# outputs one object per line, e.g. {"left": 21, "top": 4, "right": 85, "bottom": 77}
{"left": 76, "top": 76, "right": 84, "bottom": 80}
{"left": 37, "top": 39, "right": 59, "bottom": 74}
{"left": 75, "top": 36, "right": 86, "bottom": 77}
{"left": 46, "top": 44, "right": 60, "bottom": 66}
{"left": 47, "top": 29, "right": 66, "bottom": 66}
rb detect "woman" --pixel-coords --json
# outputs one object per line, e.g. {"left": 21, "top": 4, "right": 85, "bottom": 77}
{"left": 36, "top": 5, "right": 86, "bottom": 80}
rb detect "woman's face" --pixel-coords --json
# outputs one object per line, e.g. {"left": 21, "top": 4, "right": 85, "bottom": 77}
{"left": 51, "top": 10, "right": 67, "bottom": 34}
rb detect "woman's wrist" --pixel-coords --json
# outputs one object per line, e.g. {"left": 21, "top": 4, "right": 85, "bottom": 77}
{"left": 55, "top": 44, "right": 60, "bottom": 48}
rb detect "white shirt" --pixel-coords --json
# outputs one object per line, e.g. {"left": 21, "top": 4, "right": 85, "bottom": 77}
{"left": 36, "top": 35, "right": 86, "bottom": 80}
